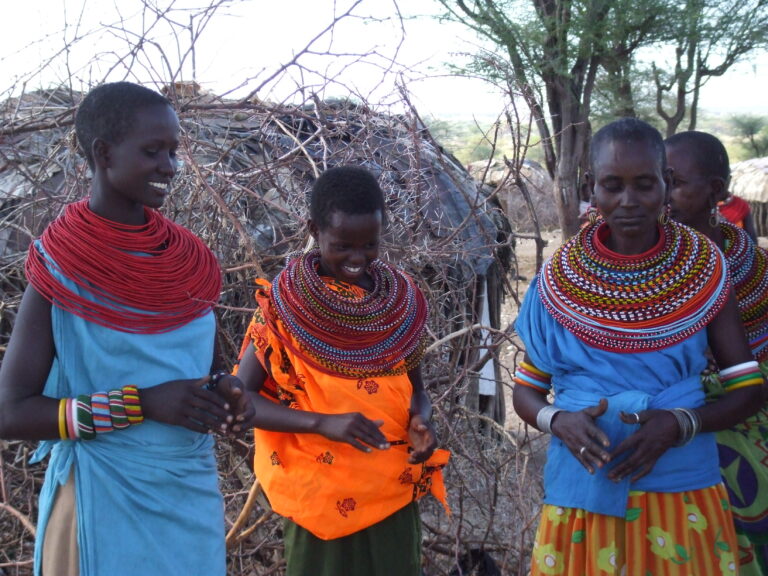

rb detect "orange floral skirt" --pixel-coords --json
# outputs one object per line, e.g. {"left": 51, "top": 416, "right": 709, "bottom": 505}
{"left": 531, "top": 485, "right": 738, "bottom": 576}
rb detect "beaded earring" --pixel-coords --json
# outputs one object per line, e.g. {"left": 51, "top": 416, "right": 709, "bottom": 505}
{"left": 658, "top": 204, "right": 670, "bottom": 225}
{"left": 586, "top": 206, "right": 599, "bottom": 225}
{"left": 709, "top": 205, "right": 721, "bottom": 228}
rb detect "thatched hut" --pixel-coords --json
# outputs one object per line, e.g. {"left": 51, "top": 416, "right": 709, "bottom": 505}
{"left": 0, "top": 87, "right": 533, "bottom": 574}
{"left": 730, "top": 157, "right": 768, "bottom": 237}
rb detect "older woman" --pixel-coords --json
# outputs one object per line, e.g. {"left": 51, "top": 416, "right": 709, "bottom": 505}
{"left": 666, "top": 130, "right": 768, "bottom": 575}
{"left": 513, "top": 118, "right": 765, "bottom": 575}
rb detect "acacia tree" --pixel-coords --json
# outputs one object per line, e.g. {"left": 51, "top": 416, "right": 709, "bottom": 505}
{"left": 435, "top": 0, "right": 668, "bottom": 238}
{"left": 651, "top": 0, "right": 768, "bottom": 136}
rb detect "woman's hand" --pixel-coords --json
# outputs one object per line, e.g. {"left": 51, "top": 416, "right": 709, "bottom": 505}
{"left": 208, "top": 374, "right": 256, "bottom": 436}
{"left": 315, "top": 412, "right": 389, "bottom": 453}
{"left": 407, "top": 413, "right": 438, "bottom": 464}
{"left": 140, "top": 376, "right": 233, "bottom": 434}
{"left": 551, "top": 398, "right": 611, "bottom": 474}
{"left": 608, "top": 409, "right": 679, "bottom": 483}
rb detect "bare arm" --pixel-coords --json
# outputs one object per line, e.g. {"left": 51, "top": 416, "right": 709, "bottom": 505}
{"left": 512, "top": 353, "right": 610, "bottom": 473}
{"left": 406, "top": 364, "right": 437, "bottom": 463}
{"left": 609, "top": 290, "right": 764, "bottom": 482}
{"left": 0, "top": 285, "right": 59, "bottom": 440}
{"left": 0, "top": 285, "right": 232, "bottom": 439}
{"left": 234, "top": 343, "right": 388, "bottom": 452}
{"left": 701, "top": 289, "right": 766, "bottom": 430}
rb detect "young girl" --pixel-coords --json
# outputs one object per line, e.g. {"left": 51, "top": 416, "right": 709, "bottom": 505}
{"left": 0, "top": 81, "right": 237, "bottom": 576}
{"left": 233, "top": 166, "right": 449, "bottom": 576}
{"left": 666, "top": 130, "right": 768, "bottom": 575}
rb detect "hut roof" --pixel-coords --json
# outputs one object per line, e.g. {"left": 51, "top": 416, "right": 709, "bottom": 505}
{"left": 730, "top": 157, "right": 768, "bottom": 203}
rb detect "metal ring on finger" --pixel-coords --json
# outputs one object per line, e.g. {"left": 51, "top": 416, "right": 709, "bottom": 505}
{"left": 579, "top": 446, "right": 587, "bottom": 456}
{"left": 632, "top": 412, "right": 641, "bottom": 424}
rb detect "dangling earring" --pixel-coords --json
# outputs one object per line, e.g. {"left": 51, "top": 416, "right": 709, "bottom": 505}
{"left": 658, "top": 204, "right": 670, "bottom": 225}
{"left": 587, "top": 206, "right": 599, "bottom": 225}
{"left": 709, "top": 205, "right": 721, "bottom": 228}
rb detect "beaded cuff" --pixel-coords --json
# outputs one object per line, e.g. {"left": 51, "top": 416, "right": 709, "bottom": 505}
{"left": 57, "top": 386, "right": 145, "bottom": 441}
{"left": 513, "top": 360, "right": 552, "bottom": 394}
{"left": 720, "top": 360, "right": 764, "bottom": 392}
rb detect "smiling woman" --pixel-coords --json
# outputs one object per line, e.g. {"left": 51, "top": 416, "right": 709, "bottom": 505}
{"left": 0, "top": 81, "right": 239, "bottom": 576}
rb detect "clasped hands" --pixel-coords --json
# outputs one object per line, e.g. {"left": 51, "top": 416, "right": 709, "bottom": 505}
{"left": 550, "top": 398, "right": 680, "bottom": 483}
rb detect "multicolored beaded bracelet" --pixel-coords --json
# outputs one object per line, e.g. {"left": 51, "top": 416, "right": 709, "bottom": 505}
{"left": 720, "top": 360, "right": 764, "bottom": 392}
{"left": 56, "top": 386, "right": 145, "bottom": 441}
{"left": 108, "top": 389, "right": 130, "bottom": 430}
{"left": 122, "top": 385, "right": 144, "bottom": 425}
{"left": 513, "top": 360, "right": 552, "bottom": 394}
{"left": 76, "top": 394, "right": 97, "bottom": 440}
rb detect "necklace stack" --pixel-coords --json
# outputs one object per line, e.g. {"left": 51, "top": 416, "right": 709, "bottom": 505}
{"left": 270, "top": 249, "right": 428, "bottom": 378}
{"left": 539, "top": 220, "right": 728, "bottom": 352}
{"left": 721, "top": 221, "right": 768, "bottom": 361}
{"left": 26, "top": 199, "right": 221, "bottom": 333}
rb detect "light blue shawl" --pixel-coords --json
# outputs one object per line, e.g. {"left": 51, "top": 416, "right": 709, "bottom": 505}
{"left": 516, "top": 275, "right": 721, "bottom": 518}
{"left": 31, "top": 242, "right": 225, "bottom": 576}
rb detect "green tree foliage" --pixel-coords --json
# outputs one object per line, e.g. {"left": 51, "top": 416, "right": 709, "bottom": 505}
{"left": 436, "top": 0, "right": 669, "bottom": 237}
{"left": 651, "top": 0, "right": 768, "bottom": 137}
{"left": 731, "top": 115, "right": 768, "bottom": 157}
{"left": 435, "top": 0, "right": 768, "bottom": 235}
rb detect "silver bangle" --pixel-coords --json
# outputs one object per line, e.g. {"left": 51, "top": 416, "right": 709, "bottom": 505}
{"left": 670, "top": 408, "right": 700, "bottom": 446}
{"left": 536, "top": 405, "right": 562, "bottom": 434}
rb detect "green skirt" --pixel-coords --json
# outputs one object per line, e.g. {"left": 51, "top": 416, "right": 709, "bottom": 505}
{"left": 283, "top": 501, "right": 422, "bottom": 576}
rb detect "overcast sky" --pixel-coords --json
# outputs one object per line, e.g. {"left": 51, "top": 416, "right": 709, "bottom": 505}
{"left": 2, "top": 0, "right": 766, "bottom": 118}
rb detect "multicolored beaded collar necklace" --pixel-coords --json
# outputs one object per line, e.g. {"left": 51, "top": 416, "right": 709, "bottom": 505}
{"left": 538, "top": 220, "right": 728, "bottom": 352}
{"left": 721, "top": 221, "right": 768, "bottom": 361}
{"left": 270, "top": 249, "right": 429, "bottom": 378}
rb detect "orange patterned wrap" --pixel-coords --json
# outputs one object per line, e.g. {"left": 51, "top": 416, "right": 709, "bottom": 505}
{"left": 239, "top": 278, "right": 450, "bottom": 540}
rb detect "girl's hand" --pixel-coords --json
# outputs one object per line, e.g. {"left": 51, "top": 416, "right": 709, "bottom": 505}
{"left": 407, "top": 413, "right": 438, "bottom": 463}
{"left": 315, "top": 412, "right": 389, "bottom": 453}
{"left": 205, "top": 373, "right": 255, "bottom": 436}
{"left": 140, "top": 376, "right": 233, "bottom": 434}
{"left": 608, "top": 409, "right": 678, "bottom": 483}
{"left": 551, "top": 398, "right": 611, "bottom": 474}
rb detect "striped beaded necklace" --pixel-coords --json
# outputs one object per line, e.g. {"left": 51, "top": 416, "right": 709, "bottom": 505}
{"left": 269, "top": 249, "right": 429, "bottom": 378}
{"left": 721, "top": 221, "right": 768, "bottom": 361}
{"left": 538, "top": 220, "right": 728, "bottom": 352}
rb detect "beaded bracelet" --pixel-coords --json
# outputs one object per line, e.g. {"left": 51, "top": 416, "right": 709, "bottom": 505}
{"left": 204, "top": 371, "right": 229, "bottom": 391}
{"left": 513, "top": 360, "right": 552, "bottom": 394}
{"left": 67, "top": 398, "right": 79, "bottom": 439}
{"left": 536, "top": 405, "right": 562, "bottom": 434}
{"left": 122, "top": 385, "right": 144, "bottom": 425}
{"left": 58, "top": 398, "right": 68, "bottom": 440}
{"left": 56, "top": 387, "right": 145, "bottom": 441}
{"left": 108, "top": 389, "right": 130, "bottom": 430}
{"left": 91, "top": 391, "right": 113, "bottom": 434}
{"left": 76, "top": 394, "right": 97, "bottom": 440}
{"left": 720, "top": 360, "right": 764, "bottom": 392}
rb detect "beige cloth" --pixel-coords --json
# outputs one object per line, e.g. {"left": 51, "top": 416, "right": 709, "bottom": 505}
{"left": 42, "top": 471, "right": 79, "bottom": 576}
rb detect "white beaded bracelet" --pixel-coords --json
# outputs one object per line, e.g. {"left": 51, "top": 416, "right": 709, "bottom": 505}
{"left": 536, "top": 405, "right": 562, "bottom": 434}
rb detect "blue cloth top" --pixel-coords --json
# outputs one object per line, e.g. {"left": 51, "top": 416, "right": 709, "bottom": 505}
{"left": 31, "top": 240, "right": 225, "bottom": 576}
{"left": 515, "top": 275, "right": 721, "bottom": 518}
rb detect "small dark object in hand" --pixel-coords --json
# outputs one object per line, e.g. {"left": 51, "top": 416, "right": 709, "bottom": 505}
{"left": 204, "top": 371, "right": 228, "bottom": 391}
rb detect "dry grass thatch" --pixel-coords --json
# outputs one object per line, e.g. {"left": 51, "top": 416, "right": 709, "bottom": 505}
{"left": 731, "top": 157, "right": 768, "bottom": 237}
{"left": 0, "top": 85, "right": 546, "bottom": 575}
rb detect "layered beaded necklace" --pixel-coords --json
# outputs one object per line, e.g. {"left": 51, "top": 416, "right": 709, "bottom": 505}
{"left": 721, "top": 221, "right": 768, "bottom": 361}
{"left": 270, "top": 249, "right": 428, "bottom": 378}
{"left": 25, "top": 199, "right": 221, "bottom": 333}
{"left": 538, "top": 220, "right": 728, "bottom": 352}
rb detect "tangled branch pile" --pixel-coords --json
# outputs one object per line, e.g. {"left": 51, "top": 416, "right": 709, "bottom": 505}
{"left": 0, "top": 86, "right": 544, "bottom": 575}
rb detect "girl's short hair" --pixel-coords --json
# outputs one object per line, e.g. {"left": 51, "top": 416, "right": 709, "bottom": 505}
{"left": 664, "top": 130, "right": 730, "bottom": 182}
{"left": 590, "top": 117, "right": 666, "bottom": 173}
{"left": 309, "top": 166, "right": 386, "bottom": 230}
